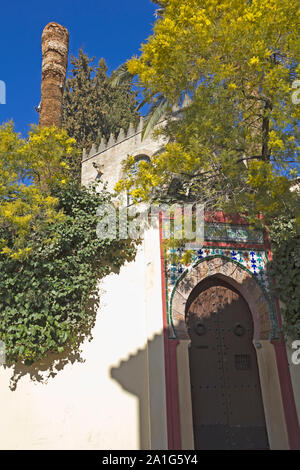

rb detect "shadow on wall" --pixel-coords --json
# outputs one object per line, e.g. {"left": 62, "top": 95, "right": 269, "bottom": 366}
{"left": 110, "top": 328, "right": 172, "bottom": 451}
{"left": 111, "top": 339, "right": 151, "bottom": 450}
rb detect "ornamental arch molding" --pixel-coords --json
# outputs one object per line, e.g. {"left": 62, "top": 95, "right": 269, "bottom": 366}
{"left": 170, "top": 256, "right": 274, "bottom": 341}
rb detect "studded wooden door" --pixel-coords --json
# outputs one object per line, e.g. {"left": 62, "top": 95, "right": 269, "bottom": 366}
{"left": 187, "top": 279, "right": 269, "bottom": 450}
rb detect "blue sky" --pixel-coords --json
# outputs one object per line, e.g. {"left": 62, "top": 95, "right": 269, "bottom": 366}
{"left": 0, "top": 0, "right": 157, "bottom": 137}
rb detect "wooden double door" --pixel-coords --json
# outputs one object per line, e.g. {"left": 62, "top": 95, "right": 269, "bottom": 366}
{"left": 187, "top": 279, "right": 269, "bottom": 450}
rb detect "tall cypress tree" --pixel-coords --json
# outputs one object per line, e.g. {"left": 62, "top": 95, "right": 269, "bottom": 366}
{"left": 62, "top": 49, "right": 140, "bottom": 158}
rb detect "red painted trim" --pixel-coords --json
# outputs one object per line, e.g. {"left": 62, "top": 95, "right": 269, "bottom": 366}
{"left": 159, "top": 212, "right": 182, "bottom": 450}
{"left": 272, "top": 340, "right": 300, "bottom": 449}
{"left": 161, "top": 209, "right": 255, "bottom": 226}
{"left": 204, "top": 211, "right": 249, "bottom": 224}
{"left": 160, "top": 209, "right": 250, "bottom": 225}
{"left": 273, "top": 293, "right": 300, "bottom": 447}
{"left": 168, "top": 340, "right": 181, "bottom": 449}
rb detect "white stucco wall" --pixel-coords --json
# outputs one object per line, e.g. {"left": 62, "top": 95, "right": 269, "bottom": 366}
{"left": 0, "top": 226, "right": 167, "bottom": 449}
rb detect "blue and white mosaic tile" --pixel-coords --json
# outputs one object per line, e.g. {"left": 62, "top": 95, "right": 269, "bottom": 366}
{"left": 167, "top": 246, "right": 270, "bottom": 291}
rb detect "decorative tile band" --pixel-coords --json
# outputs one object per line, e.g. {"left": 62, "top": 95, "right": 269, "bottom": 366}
{"left": 165, "top": 246, "right": 279, "bottom": 339}
{"left": 204, "top": 223, "right": 264, "bottom": 244}
{"left": 167, "top": 246, "right": 269, "bottom": 290}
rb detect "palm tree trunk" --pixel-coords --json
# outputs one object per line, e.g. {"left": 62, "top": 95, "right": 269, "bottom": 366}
{"left": 39, "top": 22, "right": 69, "bottom": 128}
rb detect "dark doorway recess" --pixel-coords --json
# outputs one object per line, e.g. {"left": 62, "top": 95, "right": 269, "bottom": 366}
{"left": 186, "top": 277, "right": 269, "bottom": 450}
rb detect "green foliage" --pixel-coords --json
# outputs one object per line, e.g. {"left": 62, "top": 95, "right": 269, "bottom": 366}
{"left": 115, "top": 0, "right": 300, "bottom": 336}
{"left": 117, "top": 0, "right": 299, "bottom": 224}
{"left": 0, "top": 123, "right": 77, "bottom": 259}
{"left": 269, "top": 216, "right": 300, "bottom": 338}
{"left": 0, "top": 182, "right": 137, "bottom": 364}
{"left": 62, "top": 49, "right": 140, "bottom": 170}
{"left": 0, "top": 121, "right": 137, "bottom": 367}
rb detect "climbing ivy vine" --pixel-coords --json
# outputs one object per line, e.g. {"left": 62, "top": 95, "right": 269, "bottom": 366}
{"left": 0, "top": 182, "right": 137, "bottom": 364}
{"left": 269, "top": 216, "right": 300, "bottom": 338}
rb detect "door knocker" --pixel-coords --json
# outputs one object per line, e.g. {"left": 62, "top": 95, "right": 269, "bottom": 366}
{"left": 195, "top": 322, "right": 206, "bottom": 336}
{"left": 233, "top": 323, "right": 245, "bottom": 337}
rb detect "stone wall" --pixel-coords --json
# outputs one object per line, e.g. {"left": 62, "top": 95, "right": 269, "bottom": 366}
{"left": 81, "top": 118, "right": 167, "bottom": 192}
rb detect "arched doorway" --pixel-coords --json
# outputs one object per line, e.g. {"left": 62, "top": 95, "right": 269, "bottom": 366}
{"left": 186, "top": 277, "right": 269, "bottom": 450}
